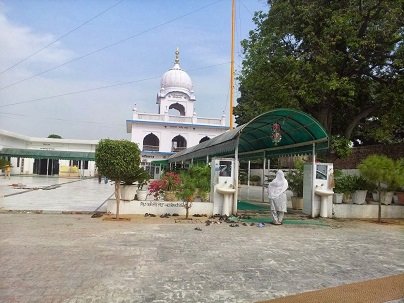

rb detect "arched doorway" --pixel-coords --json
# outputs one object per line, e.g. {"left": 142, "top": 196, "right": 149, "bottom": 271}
{"left": 143, "top": 133, "right": 159, "bottom": 151}
{"left": 171, "top": 135, "right": 187, "bottom": 152}
{"left": 168, "top": 103, "right": 185, "bottom": 116}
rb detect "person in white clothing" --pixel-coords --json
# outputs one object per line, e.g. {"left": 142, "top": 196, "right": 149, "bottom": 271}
{"left": 268, "top": 170, "right": 288, "bottom": 225}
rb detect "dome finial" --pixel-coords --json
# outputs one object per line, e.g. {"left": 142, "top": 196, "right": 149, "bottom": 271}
{"left": 175, "top": 48, "right": 180, "bottom": 64}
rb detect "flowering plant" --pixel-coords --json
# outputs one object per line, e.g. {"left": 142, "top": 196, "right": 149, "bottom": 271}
{"left": 161, "top": 172, "right": 181, "bottom": 191}
{"left": 148, "top": 179, "right": 166, "bottom": 199}
{"left": 148, "top": 172, "right": 181, "bottom": 200}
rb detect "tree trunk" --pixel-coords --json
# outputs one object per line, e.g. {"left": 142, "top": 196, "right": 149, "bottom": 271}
{"left": 377, "top": 182, "right": 381, "bottom": 223}
{"left": 185, "top": 202, "right": 189, "bottom": 219}
{"left": 344, "top": 107, "right": 375, "bottom": 139}
{"left": 316, "top": 106, "right": 333, "bottom": 135}
{"left": 115, "top": 181, "right": 121, "bottom": 220}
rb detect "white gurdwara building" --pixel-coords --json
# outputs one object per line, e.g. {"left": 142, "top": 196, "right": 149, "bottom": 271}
{"left": 126, "top": 49, "right": 228, "bottom": 177}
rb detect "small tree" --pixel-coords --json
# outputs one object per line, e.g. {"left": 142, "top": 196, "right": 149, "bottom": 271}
{"left": 358, "top": 155, "right": 395, "bottom": 223}
{"left": 177, "top": 172, "right": 196, "bottom": 219}
{"left": 95, "top": 139, "right": 141, "bottom": 219}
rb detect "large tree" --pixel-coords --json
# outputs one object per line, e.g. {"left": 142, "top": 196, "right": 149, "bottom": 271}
{"left": 235, "top": 0, "right": 403, "bottom": 147}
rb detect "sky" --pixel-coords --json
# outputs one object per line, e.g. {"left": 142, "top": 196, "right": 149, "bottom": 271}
{"left": 0, "top": 0, "right": 268, "bottom": 140}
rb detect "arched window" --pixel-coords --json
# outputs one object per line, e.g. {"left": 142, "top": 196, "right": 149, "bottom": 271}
{"left": 171, "top": 135, "right": 187, "bottom": 152}
{"left": 143, "top": 133, "right": 159, "bottom": 151}
{"left": 199, "top": 136, "right": 210, "bottom": 143}
{"left": 168, "top": 103, "right": 185, "bottom": 116}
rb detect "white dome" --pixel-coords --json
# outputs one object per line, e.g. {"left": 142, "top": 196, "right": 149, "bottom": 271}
{"left": 160, "top": 49, "right": 193, "bottom": 92}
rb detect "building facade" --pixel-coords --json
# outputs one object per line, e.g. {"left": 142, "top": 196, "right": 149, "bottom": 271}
{"left": 126, "top": 49, "right": 228, "bottom": 177}
{"left": 0, "top": 129, "right": 97, "bottom": 177}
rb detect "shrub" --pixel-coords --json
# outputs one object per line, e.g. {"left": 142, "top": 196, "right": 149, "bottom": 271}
{"left": 161, "top": 171, "right": 181, "bottom": 191}
{"left": 334, "top": 174, "right": 356, "bottom": 194}
{"left": 148, "top": 179, "right": 166, "bottom": 200}
{"left": 287, "top": 159, "right": 304, "bottom": 197}
{"left": 95, "top": 139, "right": 141, "bottom": 219}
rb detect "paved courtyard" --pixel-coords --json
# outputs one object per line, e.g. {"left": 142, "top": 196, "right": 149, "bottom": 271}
{"left": 0, "top": 176, "right": 112, "bottom": 212}
{"left": 0, "top": 176, "right": 403, "bottom": 302}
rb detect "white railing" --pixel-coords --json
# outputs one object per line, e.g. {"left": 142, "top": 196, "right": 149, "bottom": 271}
{"left": 143, "top": 145, "right": 159, "bottom": 151}
{"left": 169, "top": 116, "right": 193, "bottom": 123}
{"left": 197, "top": 117, "right": 222, "bottom": 125}
{"left": 136, "top": 113, "right": 223, "bottom": 125}
{"left": 138, "top": 113, "right": 164, "bottom": 121}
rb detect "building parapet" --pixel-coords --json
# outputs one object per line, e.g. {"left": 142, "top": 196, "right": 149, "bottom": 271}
{"left": 134, "top": 112, "right": 224, "bottom": 126}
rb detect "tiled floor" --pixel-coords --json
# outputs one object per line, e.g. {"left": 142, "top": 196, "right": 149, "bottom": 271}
{"left": 0, "top": 176, "right": 113, "bottom": 212}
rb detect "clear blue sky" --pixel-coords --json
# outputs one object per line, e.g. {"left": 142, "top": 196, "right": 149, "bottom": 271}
{"left": 0, "top": 0, "right": 268, "bottom": 140}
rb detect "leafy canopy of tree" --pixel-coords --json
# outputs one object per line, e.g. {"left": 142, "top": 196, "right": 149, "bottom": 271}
{"left": 47, "top": 134, "right": 62, "bottom": 139}
{"left": 235, "top": 0, "right": 403, "bottom": 146}
{"left": 95, "top": 139, "right": 141, "bottom": 219}
{"left": 0, "top": 157, "right": 10, "bottom": 169}
{"left": 95, "top": 139, "right": 141, "bottom": 181}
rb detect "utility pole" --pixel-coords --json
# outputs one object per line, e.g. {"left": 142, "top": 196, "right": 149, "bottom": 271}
{"left": 229, "top": 0, "right": 235, "bottom": 128}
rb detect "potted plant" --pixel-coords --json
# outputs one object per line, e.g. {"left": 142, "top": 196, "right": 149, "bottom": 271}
{"left": 250, "top": 175, "right": 261, "bottom": 186}
{"left": 351, "top": 175, "right": 371, "bottom": 205}
{"left": 392, "top": 158, "right": 404, "bottom": 204}
{"left": 358, "top": 155, "right": 399, "bottom": 223}
{"left": 239, "top": 169, "right": 248, "bottom": 185}
{"left": 334, "top": 173, "right": 356, "bottom": 203}
{"left": 135, "top": 169, "right": 151, "bottom": 201}
{"left": 148, "top": 179, "right": 166, "bottom": 200}
{"left": 161, "top": 171, "right": 181, "bottom": 201}
{"left": 394, "top": 186, "right": 404, "bottom": 205}
{"left": 121, "top": 167, "right": 150, "bottom": 201}
{"left": 95, "top": 139, "right": 141, "bottom": 220}
{"left": 287, "top": 159, "right": 304, "bottom": 210}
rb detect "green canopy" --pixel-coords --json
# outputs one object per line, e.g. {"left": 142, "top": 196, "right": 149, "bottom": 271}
{"left": 0, "top": 148, "right": 95, "bottom": 161}
{"left": 168, "top": 109, "right": 329, "bottom": 162}
{"left": 151, "top": 159, "right": 169, "bottom": 167}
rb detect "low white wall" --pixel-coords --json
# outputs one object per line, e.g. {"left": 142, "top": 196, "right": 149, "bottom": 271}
{"left": 333, "top": 203, "right": 404, "bottom": 218}
{"left": 107, "top": 199, "right": 213, "bottom": 216}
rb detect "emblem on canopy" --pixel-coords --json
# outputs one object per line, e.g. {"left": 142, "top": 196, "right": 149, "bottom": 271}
{"left": 271, "top": 122, "right": 282, "bottom": 145}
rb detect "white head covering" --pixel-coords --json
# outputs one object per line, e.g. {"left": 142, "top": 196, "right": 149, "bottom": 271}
{"left": 268, "top": 170, "right": 288, "bottom": 199}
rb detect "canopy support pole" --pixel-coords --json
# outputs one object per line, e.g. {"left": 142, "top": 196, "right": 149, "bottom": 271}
{"left": 262, "top": 151, "right": 266, "bottom": 203}
{"left": 311, "top": 143, "right": 316, "bottom": 218}
{"left": 247, "top": 161, "right": 250, "bottom": 187}
{"left": 233, "top": 136, "right": 239, "bottom": 215}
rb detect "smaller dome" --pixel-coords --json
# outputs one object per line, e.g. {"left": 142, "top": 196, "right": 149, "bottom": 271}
{"left": 160, "top": 49, "right": 193, "bottom": 92}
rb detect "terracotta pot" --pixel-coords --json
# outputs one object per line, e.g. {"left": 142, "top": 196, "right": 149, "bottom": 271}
{"left": 342, "top": 192, "right": 352, "bottom": 203}
{"left": 395, "top": 192, "right": 404, "bottom": 205}
{"left": 291, "top": 196, "right": 303, "bottom": 210}
{"left": 164, "top": 191, "right": 177, "bottom": 201}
